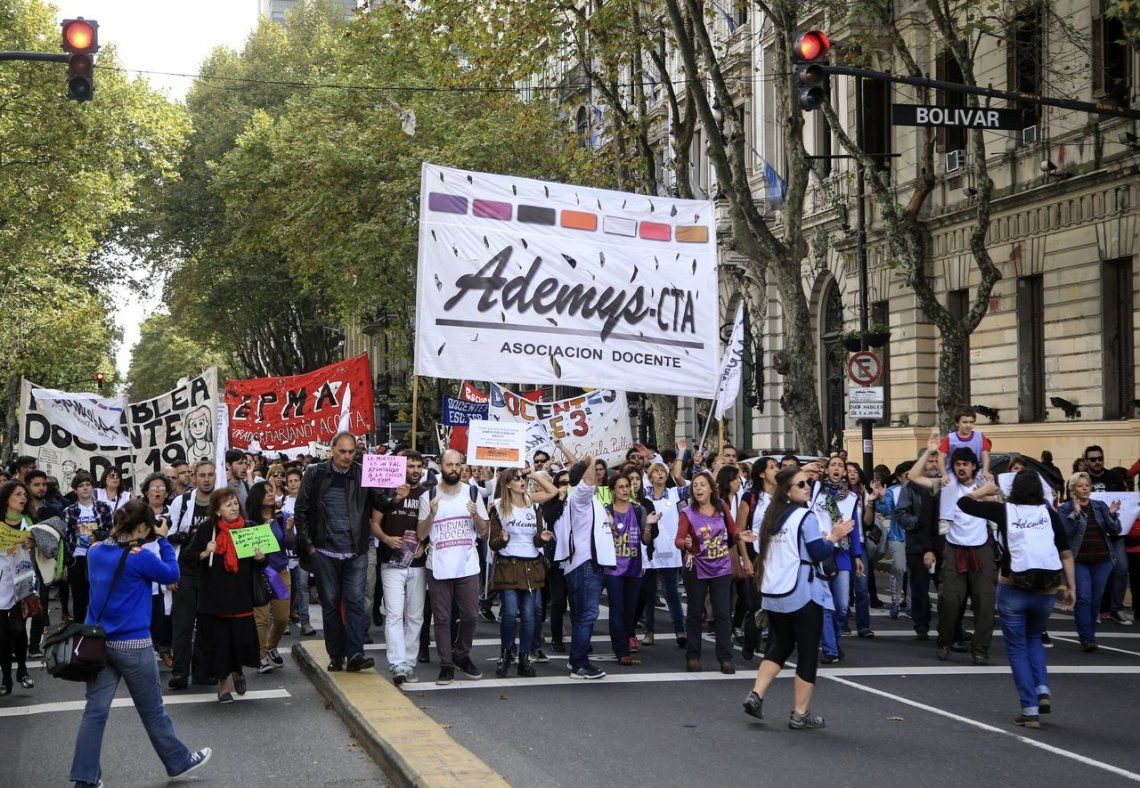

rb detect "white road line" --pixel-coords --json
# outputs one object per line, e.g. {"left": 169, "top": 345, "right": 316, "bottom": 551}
{"left": 1049, "top": 635, "right": 1140, "bottom": 658}
{"left": 865, "top": 630, "right": 1140, "bottom": 640}
{"left": 826, "top": 675, "right": 1140, "bottom": 783}
{"left": 405, "top": 663, "right": 1140, "bottom": 692}
{"left": 0, "top": 688, "right": 291, "bottom": 718}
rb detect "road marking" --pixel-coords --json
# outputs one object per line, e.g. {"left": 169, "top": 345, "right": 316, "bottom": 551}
{"left": 0, "top": 688, "right": 291, "bottom": 718}
{"left": 367, "top": 632, "right": 683, "bottom": 652}
{"left": 827, "top": 675, "right": 1140, "bottom": 783}
{"left": 405, "top": 663, "right": 1140, "bottom": 692}
{"left": 1049, "top": 635, "right": 1140, "bottom": 657}
{"left": 861, "top": 630, "right": 1140, "bottom": 640}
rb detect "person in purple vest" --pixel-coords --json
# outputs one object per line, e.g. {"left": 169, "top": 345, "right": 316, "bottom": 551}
{"left": 939, "top": 406, "right": 993, "bottom": 480}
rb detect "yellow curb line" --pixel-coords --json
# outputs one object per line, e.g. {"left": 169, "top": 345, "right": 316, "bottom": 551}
{"left": 292, "top": 641, "right": 508, "bottom": 788}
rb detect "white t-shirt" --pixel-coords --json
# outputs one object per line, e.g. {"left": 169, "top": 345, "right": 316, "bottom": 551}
{"left": 96, "top": 489, "right": 131, "bottom": 513}
{"left": 419, "top": 487, "right": 488, "bottom": 580}
{"left": 495, "top": 502, "right": 541, "bottom": 560}
{"left": 941, "top": 478, "right": 990, "bottom": 547}
{"left": 643, "top": 487, "right": 682, "bottom": 569}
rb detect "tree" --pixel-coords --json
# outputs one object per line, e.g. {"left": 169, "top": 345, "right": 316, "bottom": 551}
{"left": 125, "top": 313, "right": 235, "bottom": 400}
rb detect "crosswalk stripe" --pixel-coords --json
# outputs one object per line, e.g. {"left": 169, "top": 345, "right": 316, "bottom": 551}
{"left": 0, "top": 688, "right": 291, "bottom": 718}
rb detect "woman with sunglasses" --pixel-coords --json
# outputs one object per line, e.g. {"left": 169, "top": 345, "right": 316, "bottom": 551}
{"left": 744, "top": 467, "right": 853, "bottom": 730}
{"left": 604, "top": 473, "right": 657, "bottom": 665}
{"left": 676, "top": 471, "right": 754, "bottom": 673}
{"left": 140, "top": 473, "right": 175, "bottom": 669}
{"left": 96, "top": 468, "right": 133, "bottom": 515}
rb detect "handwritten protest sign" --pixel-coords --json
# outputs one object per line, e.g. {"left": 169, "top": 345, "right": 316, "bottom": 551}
{"left": 230, "top": 525, "right": 280, "bottom": 559}
{"left": 466, "top": 419, "right": 526, "bottom": 468}
{"left": 0, "top": 526, "right": 27, "bottom": 552}
{"left": 1091, "top": 492, "right": 1139, "bottom": 530}
{"left": 363, "top": 454, "right": 407, "bottom": 488}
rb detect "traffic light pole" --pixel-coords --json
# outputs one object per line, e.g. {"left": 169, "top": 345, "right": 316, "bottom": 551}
{"left": 0, "top": 51, "right": 69, "bottom": 63}
{"left": 854, "top": 75, "right": 874, "bottom": 483}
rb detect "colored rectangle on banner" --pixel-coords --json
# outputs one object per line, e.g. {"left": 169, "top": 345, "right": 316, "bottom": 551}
{"left": 230, "top": 525, "right": 280, "bottom": 559}
{"left": 639, "top": 221, "right": 671, "bottom": 241}
{"left": 602, "top": 216, "right": 637, "bottom": 237}
{"left": 517, "top": 205, "right": 556, "bottom": 225}
{"left": 465, "top": 419, "right": 526, "bottom": 468}
{"left": 473, "top": 199, "right": 512, "bottom": 220}
{"left": 428, "top": 193, "right": 468, "bottom": 214}
{"left": 560, "top": 210, "right": 597, "bottom": 231}
{"left": 362, "top": 454, "right": 407, "bottom": 488}
{"left": 675, "top": 225, "right": 709, "bottom": 243}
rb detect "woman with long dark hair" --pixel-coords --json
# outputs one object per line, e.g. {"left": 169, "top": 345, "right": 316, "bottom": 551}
{"left": 189, "top": 488, "right": 262, "bottom": 703}
{"left": 96, "top": 467, "right": 132, "bottom": 514}
{"left": 957, "top": 470, "right": 1075, "bottom": 728}
{"left": 69, "top": 500, "right": 211, "bottom": 785}
{"left": 247, "top": 481, "right": 292, "bottom": 674}
{"left": 0, "top": 480, "right": 35, "bottom": 694}
{"left": 743, "top": 467, "right": 853, "bottom": 730}
{"left": 735, "top": 457, "right": 778, "bottom": 659}
{"left": 675, "top": 471, "right": 753, "bottom": 673}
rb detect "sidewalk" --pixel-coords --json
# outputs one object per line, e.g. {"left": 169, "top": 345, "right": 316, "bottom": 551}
{"left": 292, "top": 640, "right": 507, "bottom": 787}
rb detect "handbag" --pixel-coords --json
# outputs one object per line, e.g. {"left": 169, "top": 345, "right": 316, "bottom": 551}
{"left": 19, "top": 593, "right": 44, "bottom": 620}
{"left": 41, "top": 545, "right": 131, "bottom": 682}
{"left": 252, "top": 567, "right": 273, "bottom": 607}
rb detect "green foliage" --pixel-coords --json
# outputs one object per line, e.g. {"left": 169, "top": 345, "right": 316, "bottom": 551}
{"left": 125, "top": 312, "right": 235, "bottom": 400}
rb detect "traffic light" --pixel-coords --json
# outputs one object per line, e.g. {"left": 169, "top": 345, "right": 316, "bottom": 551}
{"left": 61, "top": 18, "right": 99, "bottom": 101}
{"left": 791, "top": 29, "right": 830, "bottom": 111}
{"left": 95, "top": 372, "right": 105, "bottom": 388}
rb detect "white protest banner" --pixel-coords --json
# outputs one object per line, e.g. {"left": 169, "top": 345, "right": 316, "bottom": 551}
{"left": 413, "top": 163, "right": 718, "bottom": 397}
{"left": 488, "top": 383, "right": 633, "bottom": 467}
{"left": 126, "top": 368, "right": 218, "bottom": 481}
{"left": 1091, "top": 492, "right": 1140, "bottom": 530}
{"left": 18, "top": 380, "right": 133, "bottom": 488}
{"left": 713, "top": 301, "right": 745, "bottom": 420}
{"left": 465, "top": 419, "right": 527, "bottom": 468}
{"left": 996, "top": 472, "right": 1054, "bottom": 504}
{"left": 362, "top": 454, "right": 407, "bottom": 488}
{"left": 31, "top": 388, "right": 130, "bottom": 448}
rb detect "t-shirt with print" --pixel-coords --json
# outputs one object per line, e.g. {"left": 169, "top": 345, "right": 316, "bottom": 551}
{"left": 74, "top": 503, "right": 99, "bottom": 557}
{"left": 380, "top": 485, "right": 427, "bottom": 568}
{"left": 419, "top": 487, "right": 488, "bottom": 580}
{"left": 496, "top": 503, "right": 541, "bottom": 560}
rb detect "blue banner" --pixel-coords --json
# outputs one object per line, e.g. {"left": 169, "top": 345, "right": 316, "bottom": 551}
{"left": 442, "top": 396, "right": 488, "bottom": 426}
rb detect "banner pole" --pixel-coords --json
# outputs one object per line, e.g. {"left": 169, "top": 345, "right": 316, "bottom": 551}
{"left": 697, "top": 403, "right": 713, "bottom": 452}
{"left": 410, "top": 375, "right": 419, "bottom": 451}
{"left": 717, "top": 415, "right": 725, "bottom": 452}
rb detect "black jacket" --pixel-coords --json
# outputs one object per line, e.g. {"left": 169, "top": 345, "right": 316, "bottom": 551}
{"left": 294, "top": 460, "right": 376, "bottom": 557}
{"left": 903, "top": 482, "right": 940, "bottom": 556}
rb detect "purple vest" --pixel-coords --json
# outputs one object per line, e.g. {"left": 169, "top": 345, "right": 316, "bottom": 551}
{"left": 946, "top": 430, "right": 985, "bottom": 472}
{"left": 606, "top": 506, "right": 643, "bottom": 578}
{"left": 685, "top": 506, "right": 732, "bottom": 579}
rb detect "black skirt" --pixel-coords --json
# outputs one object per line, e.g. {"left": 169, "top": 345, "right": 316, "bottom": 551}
{"left": 197, "top": 612, "right": 260, "bottom": 677}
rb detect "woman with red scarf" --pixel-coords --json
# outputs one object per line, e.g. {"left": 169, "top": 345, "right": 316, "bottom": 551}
{"left": 189, "top": 488, "right": 263, "bottom": 703}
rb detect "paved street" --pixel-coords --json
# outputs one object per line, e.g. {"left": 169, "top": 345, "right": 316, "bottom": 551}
{"left": 391, "top": 580, "right": 1140, "bottom": 787}
{"left": 0, "top": 602, "right": 387, "bottom": 787}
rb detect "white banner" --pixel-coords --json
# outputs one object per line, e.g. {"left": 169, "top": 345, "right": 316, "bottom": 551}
{"left": 125, "top": 368, "right": 218, "bottom": 482}
{"left": 466, "top": 419, "right": 527, "bottom": 468}
{"left": 713, "top": 301, "right": 745, "bottom": 419}
{"left": 413, "top": 163, "right": 719, "bottom": 397}
{"left": 1091, "top": 492, "right": 1140, "bottom": 531}
{"left": 31, "top": 388, "right": 130, "bottom": 448}
{"left": 488, "top": 383, "right": 633, "bottom": 467}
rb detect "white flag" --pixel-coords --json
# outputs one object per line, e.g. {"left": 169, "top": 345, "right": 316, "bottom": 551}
{"left": 31, "top": 387, "right": 130, "bottom": 448}
{"left": 214, "top": 403, "right": 230, "bottom": 491}
{"left": 337, "top": 383, "right": 352, "bottom": 434}
{"left": 713, "top": 302, "right": 746, "bottom": 420}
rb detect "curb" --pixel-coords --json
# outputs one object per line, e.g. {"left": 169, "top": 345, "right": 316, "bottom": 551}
{"left": 292, "top": 641, "right": 508, "bottom": 788}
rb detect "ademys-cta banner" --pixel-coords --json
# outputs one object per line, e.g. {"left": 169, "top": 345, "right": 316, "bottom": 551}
{"left": 414, "top": 163, "right": 719, "bottom": 397}
{"left": 488, "top": 383, "right": 633, "bottom": 467}
{"left": 225, "top": 355, "right": 375, "bottom": 452}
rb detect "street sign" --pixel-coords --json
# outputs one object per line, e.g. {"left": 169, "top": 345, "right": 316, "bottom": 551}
{"left": 848, "top": 385, "right": 884, "bottom": 420}
{"left": 891, "top": 104, "right": 1023, "bottom": 130}
{"left": 846, "top": 351, "right": 882, "bottom": 386}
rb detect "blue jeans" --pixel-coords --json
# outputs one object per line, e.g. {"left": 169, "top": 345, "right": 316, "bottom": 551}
{"left": 309, "top": 551, "right": 368, "bottom": 659}
{"left": 853, "top": 570, "right": 872, "bottom": 632}
{"left": 564, "top": 562, "right": 604, "bottom": 671}
{"left": 1075, "top": 560, "right": 1113, "bottom": 643}
{"left": 821, "top": 570, "right": 851, "bottom": 655}
{"left": 996, "top": 585, "right": 1054, "bottom": 715}
{"left": 499, "top": 588, "right": 536, "bottom": 654}
{"left": 604, "top": 574, "right": 642, "bottom": 658}
{"left": 642, "top": 567, "right": 685, "bottom": 634}
{"left": 70, "top": 644, "right": 192, "bottom": 784}
{"left": 291, "top": 566, "right": 311, "bottom": 626}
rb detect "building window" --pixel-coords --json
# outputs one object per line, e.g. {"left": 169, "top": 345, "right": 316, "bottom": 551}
{"left": 1103, "top": 256, "right": 1136, "bottom": 419}
{"left": 1093, "top": 3, "right": 1132, "bottom": 107}
{"left": 1017, "top": 275, "right": 1046, "bottom": 422}
{"left": 575, "top": 106, "right": 588, "bottom": 147}
{"left": 691, "top": 128, "right": 708, "bottom": 197}
{"left": 1007, "top": 5, "right": 1043, "bottom": 126}
{"left": 860, "top": 77, "right": 891, "bottom": 173}
{"left": 871, "top": 300, "right": 891, "bottom": 426}
{"left": 947, "top": 289, "right": 972, "bottom": 405}
{"left": 936, "top": 50, "right": 967, "bottom": 153}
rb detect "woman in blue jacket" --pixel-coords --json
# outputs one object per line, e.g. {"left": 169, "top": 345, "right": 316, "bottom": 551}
{"left": 1058, "top": 472, "right": 1122, "bottom": 651}
{"left": 69, "top": 500, "right": 212, "bottom": 787}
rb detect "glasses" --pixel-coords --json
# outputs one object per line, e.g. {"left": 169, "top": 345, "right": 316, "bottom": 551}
{"left": 1087, "top": 456, "right": 1104, "bottom": 463}
{"left": 792, "top": 480, "right": 810, "bottom": 489}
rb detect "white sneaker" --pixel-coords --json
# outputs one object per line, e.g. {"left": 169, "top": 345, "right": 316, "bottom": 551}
{"left": 257, "top": 659, "right": 274, "bottom": 674}
{"left": 171, "top": 747, "right": 212, "bottom": 781}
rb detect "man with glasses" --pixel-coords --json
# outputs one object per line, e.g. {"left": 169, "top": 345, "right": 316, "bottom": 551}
{"left": 1084, "top": 445, "right": 1132, "bottom": 625}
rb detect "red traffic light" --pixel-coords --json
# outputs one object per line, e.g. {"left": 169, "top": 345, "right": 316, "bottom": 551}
{"left": 792, "top": 30, "right": 830, "bottom": 62}
{"left": 95, "top": 372, "right": 105, "bottom": 385}
{"left": 62, "top": 18, "right": 99, "bottom": 54}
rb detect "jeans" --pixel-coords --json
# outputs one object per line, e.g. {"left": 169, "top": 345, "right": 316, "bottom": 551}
{"left": 69, "top": 644, "right": 193, "bottom": 784}
{"left": 564, "top": 561, "right": 605, "bottom": 671}
{"left": 381, "top": 565, "right": 427, "bottom": 671}
{"left": 499, "top": 588, "right": 537, "bottom": 654}
{"left": 364, "top": 548, "right": 378, "bottom": 635}
{"left": 604, "top": 574, "right": 642, "bottom": 658}
{"left": 886, "top": 540, "right": 908, "bottom": 606}
{"left": 640, "top": 567, "right": 685, "bottom": 634}
{"left": 1075, "top": 560, "right": 1113, "bottom": 643}
{"left": 1104, "top": 539, "right": 1128, "bottom": 614}
{"left": 996, "top": 585, "right": 1054, "bottom": 716}
{"left": 853, "top": 569, "right": 872, "bottom": 632}
{"left": 823, "top": 570, "right": 851, "bottom": 654}
{"left": 291, "top": 566, "right": 311, "bottom": 627}
{"left": 907, "top": 552, "right": 933, "bottom": 633}
{"left": 308, "top": 551, "right": 368, "bottom": 660}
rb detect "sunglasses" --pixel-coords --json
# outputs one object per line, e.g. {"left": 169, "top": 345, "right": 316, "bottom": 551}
{"left": 792, "top": 480, "right": 810, "bottom": 489}
{"left": 1087, "top": 456, "right": 1104, "bottom": 462}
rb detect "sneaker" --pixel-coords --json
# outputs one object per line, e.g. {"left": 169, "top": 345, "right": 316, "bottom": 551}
{"left": 720, "top": 661, "right": 735, "bottom": 675}
{"left": 233, "top": 674, "right": 247, "bottom": 695}
{"left": 1038, "top": 693, "right": 1052, "bottom": 714}
{"left": 568, "top": 665, "right": 606, "bottom": 680}
{"left": 743, "top": 691, "right": 763, "bottom": 720}
{"left": 327, "top": 657, "right": 345, "bottom": 672}
{"left": 346, "top": 653, "right": 376, "bottom": 672}
{"left": 517, "top": 653, "right": 536, "bottom": 678}
{"left": 629, "top": 636, "right": 640, "bottom": 653}
{"left": 436, "top": 666, "right": 454, "bottom": 685}
{"left": 168, "top": 675, "right": 189, "bottom": 690}
{"left": 257, "top": 659, "right": 274, "bottom": 674}
{"left": 1110, "top": 611, "right": 1133, "bottom": 625}
{"left": 393, "top": 670, "right": 408, "bottom": 687}
{"left": 300, "top": 626, "right": 317, "bottom": 637}
{"left": 936, "top": 645, "right": 949, "bottom": 661}
{"left": 403, "top": 671, "right": 419, "bottom": 684}
{"left": 530, "top": 649, "right": 549, "bottom": 664}
{"left": 949, "top": 640, "right": 970, "bottom": 653}
{"left": 494, "top": 650, "right": 511, "bottom": 678}
{"left": 788, "top": 709, "right": 826, "bottom": 730}
{"left": 857, "top": 629, "right": 875, "bottom": 639}
{"left": 1082, "top": 640, "right": 1099, "bottom": 653}
{"left": 1040, "top": 632, "right": 1053, "bottom": 648}
{"left": 455, "top": 656, "right": 483, "bottom": 679}
{"left": 268, "top": 648, "right": 284, "bottom": 667}
{"left": 479, "top": 606, "right": 497, "bottom": 623}
{"left": 888, "top": 603, "right": 899, "bottom": 619}
{"left": 972, "top": 653, "right": 989, "bottom": 666}
{"left": 641, "top": 632, "right": 655, "bottom": 646}
{"left": 1014, "top": 714, "right": 1040, "bottom": 729}
{"left": 418, "top": 645, "right": 431, "bottom": 663}
{"left": 217, "top": 691, "right": 235, "bottom": 704}
{"left": 171, "top": 747, "right": 213, "bottom": 780}
{"left": 550, "top": 640, "right": 566, "bottom": 653}
{"left": 27, "top": 646, "right": 44, "bottom": 659}
{"left": 820, "top": 653, "right": 840, "bottom": 665}
{"left": 675, "top": 633, "right": 687, "bottom": 648}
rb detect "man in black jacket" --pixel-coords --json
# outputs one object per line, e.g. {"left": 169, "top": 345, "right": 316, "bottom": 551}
{"left": 295, "top": 432, "right": 379, "bottom": 672}
{"left": 898, "top": 448, "right": 942, "bottom": 641}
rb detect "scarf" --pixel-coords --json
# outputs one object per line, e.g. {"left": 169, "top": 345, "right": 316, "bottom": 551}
{"left": 213, "top": 516, "right": 246, "bottom": 574}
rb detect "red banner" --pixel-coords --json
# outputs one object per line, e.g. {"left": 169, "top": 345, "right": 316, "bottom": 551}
{"left": 225, "top": 355, "right": 375, "bottom": 452}
{"left": 449, "top": 383, "right": 539, "bottom": 452}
